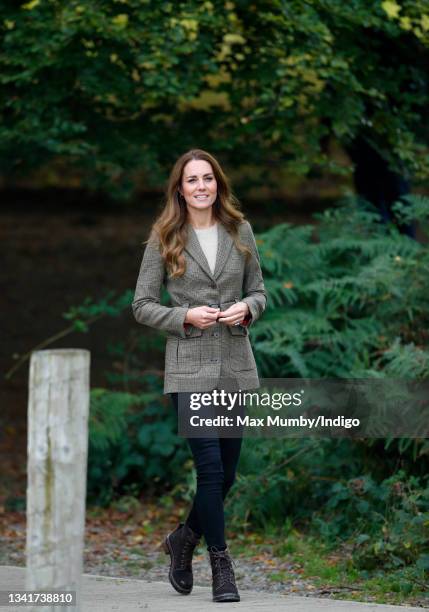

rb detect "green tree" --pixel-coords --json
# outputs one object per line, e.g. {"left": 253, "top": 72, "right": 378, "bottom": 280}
{"left": 1, "top": 0, "right": 428, "bottom": 195}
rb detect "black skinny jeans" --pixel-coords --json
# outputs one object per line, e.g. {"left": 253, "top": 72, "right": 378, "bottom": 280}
{"left": 170, "top": 392, "right": 243, "bottom": 550}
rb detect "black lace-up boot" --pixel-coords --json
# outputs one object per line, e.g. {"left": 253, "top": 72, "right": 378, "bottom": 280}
{"left": 163, "top": 522, "right": 202, "bottom": 594}
{"left": 208, "top": 546, "right": 240, "bottom": 602}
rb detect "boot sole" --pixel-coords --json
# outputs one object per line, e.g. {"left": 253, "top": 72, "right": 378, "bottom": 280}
{"left": 163, "top": 536, "right": 192, "bottom": 595}
{"left": 213, "top": 592, "right": 241, "bottom": 602}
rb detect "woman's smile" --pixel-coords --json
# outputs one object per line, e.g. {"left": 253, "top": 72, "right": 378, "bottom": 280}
{"left": 181, "top": 159, "right": 218, "bottom": 211}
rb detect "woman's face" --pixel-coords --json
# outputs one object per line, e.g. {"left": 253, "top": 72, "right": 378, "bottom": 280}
{"left": 180, "top": 159, "right": 218, "bottom": 212}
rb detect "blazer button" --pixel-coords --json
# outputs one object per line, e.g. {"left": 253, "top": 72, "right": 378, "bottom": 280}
{"left": 212, "top": 332, "right": 219, "bottom": 338}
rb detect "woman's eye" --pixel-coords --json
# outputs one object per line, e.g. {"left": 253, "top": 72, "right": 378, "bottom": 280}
{"left": 187, "top": 176, "right": 213, "bottom": 183}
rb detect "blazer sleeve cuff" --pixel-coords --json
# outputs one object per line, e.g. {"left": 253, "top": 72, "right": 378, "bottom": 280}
{"left": 173, "top": 306, "right": 189, "bottom": 338}
{"left": 240, "top": 296, "right": 264, "bottom": 328}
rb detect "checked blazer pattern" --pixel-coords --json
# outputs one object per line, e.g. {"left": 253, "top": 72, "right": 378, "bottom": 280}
{"left": 132, "top": 219, "right": 267, "bottom": 393}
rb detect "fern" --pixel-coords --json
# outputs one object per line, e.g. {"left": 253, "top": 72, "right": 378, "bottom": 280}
{"left": 253, "top": 195, "right": 429, "bottom": 380}
{"left": 89, "top": 388, "right": 139, "bottom": 452}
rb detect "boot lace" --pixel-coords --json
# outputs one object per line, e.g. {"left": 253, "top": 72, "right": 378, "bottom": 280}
{"left": 179, "top": 538, "right": 196, "bottom": 571}
{"left": 210, "top": 549, "right": 237, "bottom": 587}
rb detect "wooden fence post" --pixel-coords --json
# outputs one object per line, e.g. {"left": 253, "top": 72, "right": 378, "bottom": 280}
{"left": 26, "top": 349, "right": 90, "bottom": 612}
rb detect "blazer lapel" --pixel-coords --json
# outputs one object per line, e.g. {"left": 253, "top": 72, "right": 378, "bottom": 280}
{"left": 185, "top": 223, "right": 215, "bottom": 280}
{"left": 213, "top": 221, "right": 234, "bottom": 279}
{"left": 184, "top": 221, "right": 234, "bottom": 281}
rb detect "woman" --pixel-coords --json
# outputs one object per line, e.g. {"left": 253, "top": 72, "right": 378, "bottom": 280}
{"left": 132, "top": 149, "right": 267, "bottom": 602}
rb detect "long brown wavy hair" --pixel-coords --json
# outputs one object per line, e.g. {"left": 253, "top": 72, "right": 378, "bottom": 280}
{"left": 149, "top": 149, "right": 251, "bottom": 278}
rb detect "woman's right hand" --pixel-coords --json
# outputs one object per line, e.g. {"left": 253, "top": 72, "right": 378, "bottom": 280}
{"left": 185, "top": 306, "right": 220, "bottom": 329}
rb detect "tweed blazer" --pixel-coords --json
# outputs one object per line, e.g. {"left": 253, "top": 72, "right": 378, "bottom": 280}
{"left": 132, "top": 219, "right": 267, "bottom": 393}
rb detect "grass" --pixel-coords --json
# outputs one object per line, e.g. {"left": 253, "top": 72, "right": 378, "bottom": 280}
{"left": 2, "top": 490, "right": 427, "bottom": 607}
{"left": 229, "top": 524, "right": 428, "bottom": 607}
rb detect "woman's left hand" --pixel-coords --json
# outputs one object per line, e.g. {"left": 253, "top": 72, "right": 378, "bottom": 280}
{"left": 217, "top": 302, "right": 249, "bottom": 326}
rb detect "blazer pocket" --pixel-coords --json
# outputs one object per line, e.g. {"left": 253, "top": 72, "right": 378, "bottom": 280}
{"left": 184, "top": 325, "right": 205, "bottom": 338}
{"left": 165, "top": 331, "right": 202, "bottom": 374}
{"left": 228, "top": 326, "right": 255, "bottom": 372}
{"left": 227, "top": 324, "right": 249, "bottom": 337}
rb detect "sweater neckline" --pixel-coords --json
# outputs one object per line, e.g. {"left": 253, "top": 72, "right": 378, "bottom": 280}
{"left": 193, "top": 222, "right": 218, "bottom": 231}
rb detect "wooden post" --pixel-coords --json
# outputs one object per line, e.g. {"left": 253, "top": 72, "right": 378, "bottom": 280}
{"left": 26, "top": 349, "right": 90, "bottom": 612}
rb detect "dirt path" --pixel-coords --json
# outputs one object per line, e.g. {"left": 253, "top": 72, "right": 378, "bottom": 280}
{"left": 1, "top": 501, "right": 426, "bottom": 607}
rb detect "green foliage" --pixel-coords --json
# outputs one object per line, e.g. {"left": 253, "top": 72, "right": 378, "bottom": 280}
{"left": 226, "top": 437, "right": 323, "bottom": 528}
{"left": 89, "top": 387, "right": 137, "bottom": 452}
{"left": 226, "top": 437, "right": 395, "bottom": 531}
{"left": 227, "top": 437, "right": 429, "bottom": 573}
{"left": 327, "top": 471, "right": 429, "bottom": 572}
{"left": 1, "top": 1, "right": 429, "bottom": 195}
{"left": 252, "top": 195, "right": 429, "bottom": 381}
{"left": 87, "top": 377, "right": 190, "bottom": 506}
{"left": 63, "top": 289, "right": 134, "bottom": 332}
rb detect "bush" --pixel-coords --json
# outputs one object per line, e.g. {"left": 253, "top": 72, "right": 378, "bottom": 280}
{"left": 87, "top": 377, "right": 190, "bottom": 506}
{"left": 226, "top": 438, "right": 429, "bottom": 572}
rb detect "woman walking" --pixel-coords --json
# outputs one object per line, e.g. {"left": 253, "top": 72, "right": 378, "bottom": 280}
{"left": 132, "top": 149, "right": 266, "bottom": 602}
